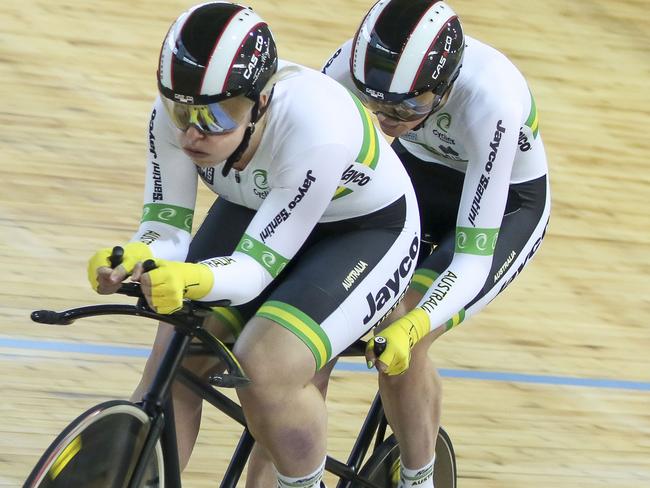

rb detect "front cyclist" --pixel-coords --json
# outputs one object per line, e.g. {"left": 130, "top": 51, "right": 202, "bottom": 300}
{"left": 86, "top": 3, "right": 419, "bottom": 487}
{"left": 322, "top": 0, "right": 550, "bottom": 486}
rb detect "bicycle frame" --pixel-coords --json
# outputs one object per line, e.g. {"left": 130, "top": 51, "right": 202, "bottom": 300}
{"left": 30, "top": 289, "right": 394, "bottom": 488}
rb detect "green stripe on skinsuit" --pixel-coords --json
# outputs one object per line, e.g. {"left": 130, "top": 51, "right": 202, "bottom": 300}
{"left": 455, "top": 227, "right": 499, "bottom": 256}
{"left": 350, "top": 94, "right": 380, "bottom": 169}
{"left": 210, "top": 306, "right": 244, "bottom": 339}
{"left": 256, "top": 300, "right": 332, "bottom": 370}
{"left": 525, "top": 91, "right": 539, "bottom": 138}
{"left": 141, "top": 203, "right": 194, "bottom": 232}
{"left": 235, "top": 234, "right": 289, "bottom": 278}
{"left": 411, "top": 268, "right": 440, "bottom": 294}
{"left": 445, "top": 308, "right": 466, "bottom": 331}
{"left": 331, "top": 186, "right": 354, "bottom": 201}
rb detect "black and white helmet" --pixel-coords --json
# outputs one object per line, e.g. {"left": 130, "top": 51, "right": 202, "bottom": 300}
{"left": 351, "top": 0, "right": 464, "bottom": 104}
{"left": 156, "top": 2, "right": 278, "bottom": 176}
{"left": 157, "top": 2, "right": 278, "bottom": 105}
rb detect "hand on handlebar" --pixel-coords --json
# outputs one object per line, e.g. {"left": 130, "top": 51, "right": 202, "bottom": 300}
{"left": 133, "top": 259, "right": 214, "bottom": 314}
{"left": 365, "top": 309, "right": 430, "bottom": 376}
{"left": 87, "top": 242, "right": 153, "bottom": 294}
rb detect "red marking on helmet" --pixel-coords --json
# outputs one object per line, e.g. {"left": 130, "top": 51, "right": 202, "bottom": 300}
{"left": 223, "top": 22, "right": 266, "bottom": 94}
{"left": 409, "top": 15, "right": 457, "bottom": 93}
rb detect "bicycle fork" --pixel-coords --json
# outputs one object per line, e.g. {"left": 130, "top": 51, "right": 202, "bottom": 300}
{"left": 129, "top": 329, "right": 193, "bottom": 488}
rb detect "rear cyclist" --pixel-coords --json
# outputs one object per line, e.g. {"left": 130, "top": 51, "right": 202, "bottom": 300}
{"left": 322, "top": 0, "right": 551, "bottom": 486}
{"left": 87, "top": 2, "right": 419, "bottom": 487}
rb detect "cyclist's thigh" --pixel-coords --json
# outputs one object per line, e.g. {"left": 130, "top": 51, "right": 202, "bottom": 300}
{"left": 255, "top": 196, "right": 420, "bottom": 371}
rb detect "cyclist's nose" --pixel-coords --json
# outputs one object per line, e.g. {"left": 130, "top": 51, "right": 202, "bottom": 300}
{"left": 184, "top": 125, "right": 206, "bottom": 142}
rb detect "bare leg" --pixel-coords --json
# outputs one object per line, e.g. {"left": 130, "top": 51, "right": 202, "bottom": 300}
{"left": 245, "top": 360, "right": 337, "bottom": 487}
{"left": 234, "top": 317, "right": 328, "bottom": 477}
{"left": 131, "top": 316, "right": 228, "bottom": 470}
{"left": 375, "top": 288, "right": 446, "bottom": 468}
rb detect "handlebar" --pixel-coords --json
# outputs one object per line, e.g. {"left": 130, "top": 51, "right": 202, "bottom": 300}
{"left": 32, "top": 241, "right": 377, "bottom": 383}
{"left": 30, "top": 282, "right": 248, "bottom": 388}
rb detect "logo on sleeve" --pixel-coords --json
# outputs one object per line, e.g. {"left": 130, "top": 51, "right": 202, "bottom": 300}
{"left": 468, "top": 120, "right": 506, "bottom": 227}
{"left": 149, "top": 109, "right": 163, "bottom": 202}
{"left": 259, "top": 170, "right": 316, "bottom": 243}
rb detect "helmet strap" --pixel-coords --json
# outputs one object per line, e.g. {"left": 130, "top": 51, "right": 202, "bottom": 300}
{"left": 220, "top": 87, "right": 275, "bottom": 177}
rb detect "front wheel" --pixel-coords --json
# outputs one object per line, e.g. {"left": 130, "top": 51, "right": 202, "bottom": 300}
{"left": 23, "top": 400, "right": 165, "bottom": 488}
{"left": 358, "top": 427, "right": 456, "bottom": 488}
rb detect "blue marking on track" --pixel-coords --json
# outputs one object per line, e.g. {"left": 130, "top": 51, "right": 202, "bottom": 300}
{"left": 2, "top": 337, "right": 649, "bottom": 391}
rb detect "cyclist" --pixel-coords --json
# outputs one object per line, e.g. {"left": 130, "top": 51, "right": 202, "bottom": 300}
{"left": 86, "top": 2, "right": 419, "bottom": 487}
{"left": 320, "top": 0, "right": 551, "bottom": 486}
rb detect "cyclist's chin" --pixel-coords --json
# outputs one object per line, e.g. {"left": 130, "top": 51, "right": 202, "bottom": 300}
{"left": 182, "top": 147, "right": 227, "bottom": 168}
{"left": 378, "top": 120, "right": 410, "bottom": 138}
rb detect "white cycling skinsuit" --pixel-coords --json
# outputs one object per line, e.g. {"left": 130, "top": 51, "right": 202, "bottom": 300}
{"left": 133, "top": 61, "right": 421, "bottom": 368}
{"left": 323, "top": 37, "right": 550, "bottom": 332}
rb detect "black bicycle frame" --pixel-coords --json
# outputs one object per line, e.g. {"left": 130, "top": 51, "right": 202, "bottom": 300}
{"left": 31, "top": 294, "right": 392, "bottom": 488}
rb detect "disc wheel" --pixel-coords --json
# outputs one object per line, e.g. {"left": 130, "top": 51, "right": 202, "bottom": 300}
{"left": 23, "top": 400, "right": 164, "bottom": 488}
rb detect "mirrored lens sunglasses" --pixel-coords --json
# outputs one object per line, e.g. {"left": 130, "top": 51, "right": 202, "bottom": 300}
{"left": 161, "top": 97, "right": 252, "bottom": 135}
{"left": 361, "top": 91, "right": 440, "bottom": 122}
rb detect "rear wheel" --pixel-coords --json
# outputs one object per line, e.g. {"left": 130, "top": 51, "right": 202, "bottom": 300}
{"left": 357, "top": 427, "right": 456, "bottom": 488}
{"left": 23, "top": 400, "right": 164, "bottom": 488}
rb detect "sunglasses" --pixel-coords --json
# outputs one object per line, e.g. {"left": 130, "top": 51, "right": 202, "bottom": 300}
{"left": 160, "top": 95, "right": 254, "bottom": 135}
{"left": 357, "top": 90, "right": 441, "bottom": 122}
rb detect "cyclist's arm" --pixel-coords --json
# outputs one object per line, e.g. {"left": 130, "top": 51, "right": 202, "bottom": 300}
{"left": 130, "top": 97, "right": 198, "bottom": 261}
{"left": 321, "top": 39, "right": 356, "bottom": 92}
{"left": 410, "top": 104, "right": 521, "bottom": 331}
{"left": 197, "top": 144, "right": 348, "bottom": 305}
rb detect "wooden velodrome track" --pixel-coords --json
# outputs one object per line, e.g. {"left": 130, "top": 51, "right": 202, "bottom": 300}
{"left": 1, "top": 0, "right": 649, "bottom": 486}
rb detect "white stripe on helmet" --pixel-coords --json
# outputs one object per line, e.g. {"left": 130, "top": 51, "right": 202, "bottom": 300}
{"left": 158, "top": 6, "right": 196, "bottom": 92}
{"left": 200, "top": 7, "right": 266, "bottom": 95}
{"left": 351, "top": 0, "right": 392, "bottom": 85}
{"left": 389, "top": 1, "right": 457, "bottom": 93}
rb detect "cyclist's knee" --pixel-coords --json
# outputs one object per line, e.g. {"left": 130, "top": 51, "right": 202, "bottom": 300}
{"left": 378, "top": 333, "right": 443, "bottom": 388}
{"left": 233, "top": 316, "right": 316, "bottom": 390}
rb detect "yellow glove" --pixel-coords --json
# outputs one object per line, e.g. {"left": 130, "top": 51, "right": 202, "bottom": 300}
{"left": 87, "top": 242, "right": 153, "bottom": 291}
{"left": 145, "top": 260, "right": 214, "bottom": 314}
{"left": 366, "top": 308, "right": 430, "bottom": 376}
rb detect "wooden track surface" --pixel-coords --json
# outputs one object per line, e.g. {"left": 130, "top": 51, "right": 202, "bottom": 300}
{"left": 1, "top": 0, "right": 649, "bottom": 486}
